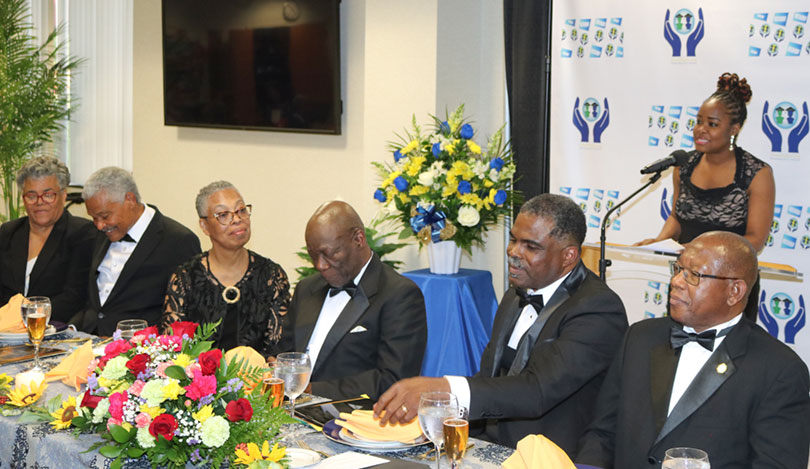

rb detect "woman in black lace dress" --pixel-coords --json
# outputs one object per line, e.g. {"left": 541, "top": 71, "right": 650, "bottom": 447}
{"left": 637, "top": 73, "right": 775, "bottom": 320}
{"left": 161, "top": 181, "right": 291, "bottom": 355}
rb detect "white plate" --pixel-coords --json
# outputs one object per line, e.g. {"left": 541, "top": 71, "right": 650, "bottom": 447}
{"left": 322, "top": 419, "right": 429, "bottom": 452}
{"left": 0, "top": 325, "right": 57, "bottom": 344}
{"left": 286, "top": 448, "right": 321, "bottom": 468}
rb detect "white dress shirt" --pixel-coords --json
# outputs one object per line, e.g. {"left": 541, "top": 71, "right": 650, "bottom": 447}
{"left": 305, "top": 254, "right": 372, "bottom": 369}
{"left": 667, "top": 313, "right": 743, "bottom": 415}
{"left": 96, "top": 204, "right": 155, "bottom": 306}
{"left": 446, "top": 271, "right": 572, "bottom": 412}
{"left": 24, "top": 257, "right": 36, "bottom": 296}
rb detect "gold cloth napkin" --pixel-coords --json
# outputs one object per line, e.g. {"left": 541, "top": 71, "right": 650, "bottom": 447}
{"left": 335, "top": 409, "right": 423, "bottom": 443}
{"left": 225, "top": 346, "right": 267, "bottom": 391}
{"left": 44, "top": 342, "right": 94, "bottom": 391}
{"left": 0, "top": 294, "right": 26, "bottom": 333}
{"left": 502, "top": 434, "right": 576, "bottom": 469}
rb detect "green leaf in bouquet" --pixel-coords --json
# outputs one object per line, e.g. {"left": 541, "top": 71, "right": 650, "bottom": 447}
{"left": 109, "top": 423, "right": 135, "bottom": 443}
{"left": 99, "top": 444, "right": 122, "bottom": 458}
{"left": 189, "top": 340, "right": 214, "bottom": 357}
{"left": 46, "top": 393, "right": 64, "bottom": 412}
{"left": 16, "top": 409, "right": 51, "bottom": 424}
{"left": 127, "top": 447, "right": 145, "bottom": 458}
{"left": 164, "top": 365, "right": 187, "bottom": 381}
{"left": 109, "top": 456, "right": 123, "bottom": 469}
{"left": 71, "top": 415, "right": 87, "bottom": 428}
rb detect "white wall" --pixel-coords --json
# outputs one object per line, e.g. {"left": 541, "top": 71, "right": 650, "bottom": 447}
{"left": 131, "top": 0, "right": 507, "bottom": 294}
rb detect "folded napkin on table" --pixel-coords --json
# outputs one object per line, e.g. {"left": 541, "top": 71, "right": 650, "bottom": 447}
{"left": 335, "top": 409, "right": 423, "bottom": 443}
{"left": 225, "top": 346, "right": 268, "bottom": 391}
{"left": 45, "top": 342, "right": 94, "bottom": 391}
{"left": 0, "top": 294, "right": 26, "bottom": 333}
{"left": 502, "top": 434, "right": 576, "bottom": 469}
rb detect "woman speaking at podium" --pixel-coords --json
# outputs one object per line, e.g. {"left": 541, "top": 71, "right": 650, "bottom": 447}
{"left": 636, "top": 73, "right": 775, "bottom": 320}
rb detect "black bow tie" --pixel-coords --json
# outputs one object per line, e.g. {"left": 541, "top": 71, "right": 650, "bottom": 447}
{"left": 516, "top": 289, "right": 544, "bottom": 312}
{"left": 120, "top": 233, "right": 136, "bottom": 243}
{"left": 328, "top": 282, "right": 357, "bottom": 298}
{"left": 670, "top": 325, "right": 734, "bottom": 352}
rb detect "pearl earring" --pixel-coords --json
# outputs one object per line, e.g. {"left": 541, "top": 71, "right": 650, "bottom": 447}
{"left": 729, "top": 134, "right": 736, "bottom": 151}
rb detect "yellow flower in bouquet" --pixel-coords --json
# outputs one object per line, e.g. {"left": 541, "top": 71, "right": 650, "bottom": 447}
{"left": 372, "top": 104, "right": 518, "bottom": 253}
{"left": 7, "top": 380, "right": 47, "bottom": 407}
{"left": 234, "top": 441, "right": 286, "bottom": 467}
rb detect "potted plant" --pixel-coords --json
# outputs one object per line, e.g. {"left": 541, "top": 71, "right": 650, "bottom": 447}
{"left": 0, "top": 0, "right": 82, "bottom": 221}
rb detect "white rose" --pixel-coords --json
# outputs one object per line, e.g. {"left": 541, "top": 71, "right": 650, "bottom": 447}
{"left": 457, "top": 205, "right": 481, "bottom": 227}
{"left": 417, "top": 171, "right": 435, "bottom": 187}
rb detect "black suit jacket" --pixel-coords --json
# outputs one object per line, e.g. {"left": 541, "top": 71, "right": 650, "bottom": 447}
{"left": 0, "top": 211, "right": 98, "bottom": 322}
{"left": 576, "top": 317, "right": 810, "bottom": 469}
{"left": 467, "top": 261, "right": 627, "bottom": 453}
{"left": 290, "top": 253, "right": 427, "bottom": 400}
{"left": 70, "top": 205, "right": 201, "bottom": 336}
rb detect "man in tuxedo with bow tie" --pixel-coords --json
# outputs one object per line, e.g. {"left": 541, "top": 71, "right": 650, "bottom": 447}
{"left": 576, "top": 231, "right": 810, "bottom": 468}
{"left": 375, "top": 194, "right": 627, "bottom": 454}
{"left": 288, "top": 201, "right": 427, "bottom": 400}
{"left": 69, "top": 167, "right": 201, "bottom": 336}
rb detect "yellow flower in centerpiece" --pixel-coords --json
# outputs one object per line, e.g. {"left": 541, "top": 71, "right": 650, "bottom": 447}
{"left": 50, "top": 395, "right": 78, "bottom": 429}
{"left": 408, "top": 185, "right": 429, "bottom": 197}
{"left": 406, "top": 156, "right": 426, "bottom": 176}
{"left": 173, "top": 353, "right": 192, "bottom": 368}
{"left": 400, "top": 139, "right": 419, "bottom": 155}
{"left": 139, "top": 404, "right": 164, "bottom": 418}
{"left": 467, "top": 140, "right": 482, "bottom": 154}
{"left": 162, "top": 379, "right": 185, "bottom": 400}
{"left": 7, "top": 380, "right": 47, "bottom": 407}
{"left": 234, "top": 441, "right": 286, "bottom": 465}
{"left": 193, "top": 405, "right": 214, "bottom": 423}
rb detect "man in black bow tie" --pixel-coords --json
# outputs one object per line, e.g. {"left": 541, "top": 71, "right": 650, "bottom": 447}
{"left": 288, "top": 201, "right": 427, "bottom": 400}
{"left": 577, "top": 231, "right": 810, "bottom": 468}
{"left": 375, "top": 194, "right": 627, "bottom": 454}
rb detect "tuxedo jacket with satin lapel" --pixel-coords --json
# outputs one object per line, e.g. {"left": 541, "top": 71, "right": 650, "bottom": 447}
{"left": 71, "top": 205, "right": 201, "bottom": 336}
{"left": 467, "top": 261, "right": 627, "bottom": 453}
{"left": 0, "top": 211, "right": 98, "bottom": 322}
{"left": 576, "top": 317, "right": 810, "bottom": 469}
{"left": 290, "top": 253, "right": 427, "bottom": 400}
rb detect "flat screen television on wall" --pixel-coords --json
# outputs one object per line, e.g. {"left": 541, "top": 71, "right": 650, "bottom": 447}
{"left": 162, "top": 0, "right": 341, "bottom": 134}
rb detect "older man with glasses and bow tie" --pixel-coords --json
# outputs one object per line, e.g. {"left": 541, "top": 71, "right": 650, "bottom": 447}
{"left": 577, "top": 230, "right": 810, "bottom": 469}
{"left": 287, "top": 201, "right": 427, "bottom": 400}
{"left": 375, "top": 194, "right": 627, "bottom": 455}
{"left": 69, "top": 167, "right": 201, "bottom": 336}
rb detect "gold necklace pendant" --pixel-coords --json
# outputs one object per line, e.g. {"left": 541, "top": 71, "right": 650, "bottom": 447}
{"left": 222, "top": 285, "right": 241, "bottom": 304}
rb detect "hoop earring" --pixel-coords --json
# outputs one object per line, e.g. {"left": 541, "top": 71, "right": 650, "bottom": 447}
{"left": 729, "top": 134, "right": 736, "bottom": 151}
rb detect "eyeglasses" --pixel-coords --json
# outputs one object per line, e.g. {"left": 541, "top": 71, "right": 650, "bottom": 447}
{"left": 203, "top": 205, "right": 252, "bottom": 225}
{"left": 670, "top": 263, "right": 740, "bottom": 286}
{"left": 23, "top": 191, "right": 59, "bottom": 204}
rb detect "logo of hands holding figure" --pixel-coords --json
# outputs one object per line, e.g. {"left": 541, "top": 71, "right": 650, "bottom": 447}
{"left": 762, "top": 101, "right": 809, "bottom": 153}
{"left": 573, "top": 97, "right": 610, "bottom": 144}
{"left": 759, "top": 291, "right": 806, "bottom": 344}
{"left": 664, "top": 8, "right": 704, "bottom": 57}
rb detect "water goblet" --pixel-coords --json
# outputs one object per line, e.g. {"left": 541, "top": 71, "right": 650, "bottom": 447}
{"left": 116, "top": 319, "right": 148, "bottom": 340}
{"left": 21, "top": 296, "right": 52, "bottom": 372}
{"left": 662, "top": 447, "right": 710, "bottom": 469}
{"left": 275, "top": 352, "right": 311, "bottom": 418}
{"left": 418, "top": 391, "right": 459, "bottom": 469}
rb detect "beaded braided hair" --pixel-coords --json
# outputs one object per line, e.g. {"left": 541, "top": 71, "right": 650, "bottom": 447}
{"left": 708, "top": 72, "right": 753, "bottom": 127}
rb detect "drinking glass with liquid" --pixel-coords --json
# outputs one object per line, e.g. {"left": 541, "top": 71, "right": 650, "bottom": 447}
{"left": 275, "top": 352, "right": 311, "bottom": 418}
{"left": 116, "top": 319, "right": 148, "bottom": 340}
{"left": 443, "top": 417, "right": 469, "bottom": 468}
{"left": 418, "top": 391, "right": 459, "bottom": 469}
{"left": 21, "top": 296, "right": 52, "bottom": 372}
{"left": 262, "top": 377, "right": 285, "bottom": 409}
{"left": 662, "top": 447, "right": 710, "bottom": 469}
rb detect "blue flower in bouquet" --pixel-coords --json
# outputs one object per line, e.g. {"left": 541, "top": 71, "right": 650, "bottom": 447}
{"left": 393, "top": 149, "right": 404, "bottom": 162}
{"left": 440, "top": 120, "right": 451, "bottom": 135}
{"left": 373, "top": 189, "right": 387, "bottom": 202}
{"left": 432, "top": 142, "right": 442, "bottom": 157}
{"left": 494, "top": 190, "right": 508, "bottom": 206}
{"left": 489, "top": 157, "right": 505, "bottom": 172}
{"left": 458, "top": 180, "right": 472, "bottom": 195}
{"left": 460, "top": 124, "right": 474, "bottom": 139}
{"left": 394, "top": 176, "right": 409, "bottom": 192}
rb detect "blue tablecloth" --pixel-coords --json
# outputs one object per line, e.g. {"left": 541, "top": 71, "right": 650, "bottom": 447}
{"left": 403, "top": 269, "right": 498, "bottom": 377}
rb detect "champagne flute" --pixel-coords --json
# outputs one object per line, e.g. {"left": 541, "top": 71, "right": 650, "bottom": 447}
{"left": 662, "top": 447, "right": 710, "bottom": 469}
{"left": 116, "top": 319, "right": 148, "bottom": 340}
{"left": 262, "top": 377, "right": 285, "bottom": 409}
{"left": 21, "top": 296, "right": 52, "bottom": 372}
{"left": 275, "top": 352, "right": 311, "bottom": 418}
{"left": 443, "top": 417, "right": 469, "bottom": 468}
{"left": 418, "top": 392, "right": 459, "bottom": 469}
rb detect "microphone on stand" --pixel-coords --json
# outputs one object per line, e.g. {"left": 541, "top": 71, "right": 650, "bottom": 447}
{"left": 640, "top": 150, "right": 689, "bottom": 174}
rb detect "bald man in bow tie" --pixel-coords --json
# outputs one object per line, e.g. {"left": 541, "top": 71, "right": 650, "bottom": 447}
{"left": 577, "top": 231, "right": 810, "bottom": 468}
{"left": 375, "top": 194, "right": 627, "bottom": 454}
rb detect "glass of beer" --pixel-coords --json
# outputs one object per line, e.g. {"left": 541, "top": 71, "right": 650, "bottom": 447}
{"left": 262, "top": 377, "right": 285, "bottom": 409}
{"left": 21, "top": 296, "right": 52, "bottom": 371}
{"left": 443, "top": 418, "right": 469, "bottom": 468}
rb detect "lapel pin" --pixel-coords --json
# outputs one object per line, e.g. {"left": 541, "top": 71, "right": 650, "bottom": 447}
{"left": 716, "top": 363, "right": 728, "bottom": 374}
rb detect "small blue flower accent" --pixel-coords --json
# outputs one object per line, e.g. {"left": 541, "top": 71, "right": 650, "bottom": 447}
{"left": 393, "top": 149, "right": 404, "bottom": 162}
{"left": 460, "top": 124, "right": 474, "bottom": 139}
{"left": 489, "top": 157, "right": 505, "bottom": 171}
{"left": 432, "top": 142, "right": 442, "bottom": 157}
{"left": 494, "top": 190, "right": 507, "bottom": 206}
{"left": 440, "top": 120, "right": 451, "bottom": 135}
{"left": 458, "top": 180, "right": 472, "bottom": 194}
{"left": 373, "top": 189, "right": 387, "bottom": 202}
{"left": 394, "top": 176, "right": 409, "bottom": 192}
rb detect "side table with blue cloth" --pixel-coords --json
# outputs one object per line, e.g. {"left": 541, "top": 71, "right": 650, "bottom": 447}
{"left": 403, "top": 269, "right": 498, "bottom": 377}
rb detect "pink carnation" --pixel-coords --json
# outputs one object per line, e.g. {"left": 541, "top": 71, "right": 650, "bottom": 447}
{"left": 157, "top": 335, "right": 182, "bottom": 351}
{"left": 129, "top": 380, "right": 146, "bottom": 396}
{"left": 156, "top": 362, "right": 172, "bottom": 378}
{"left": 104, "top": 340, "right": 133, "bottom": 360}
{"left": 135, "top": 412, "right": 152, "bottom": 429}
{"left": 108, "top": 391, "right": 128, "bottom": 420}
{"left": 183, "top": 369, "right": 217, "bottom": 401}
